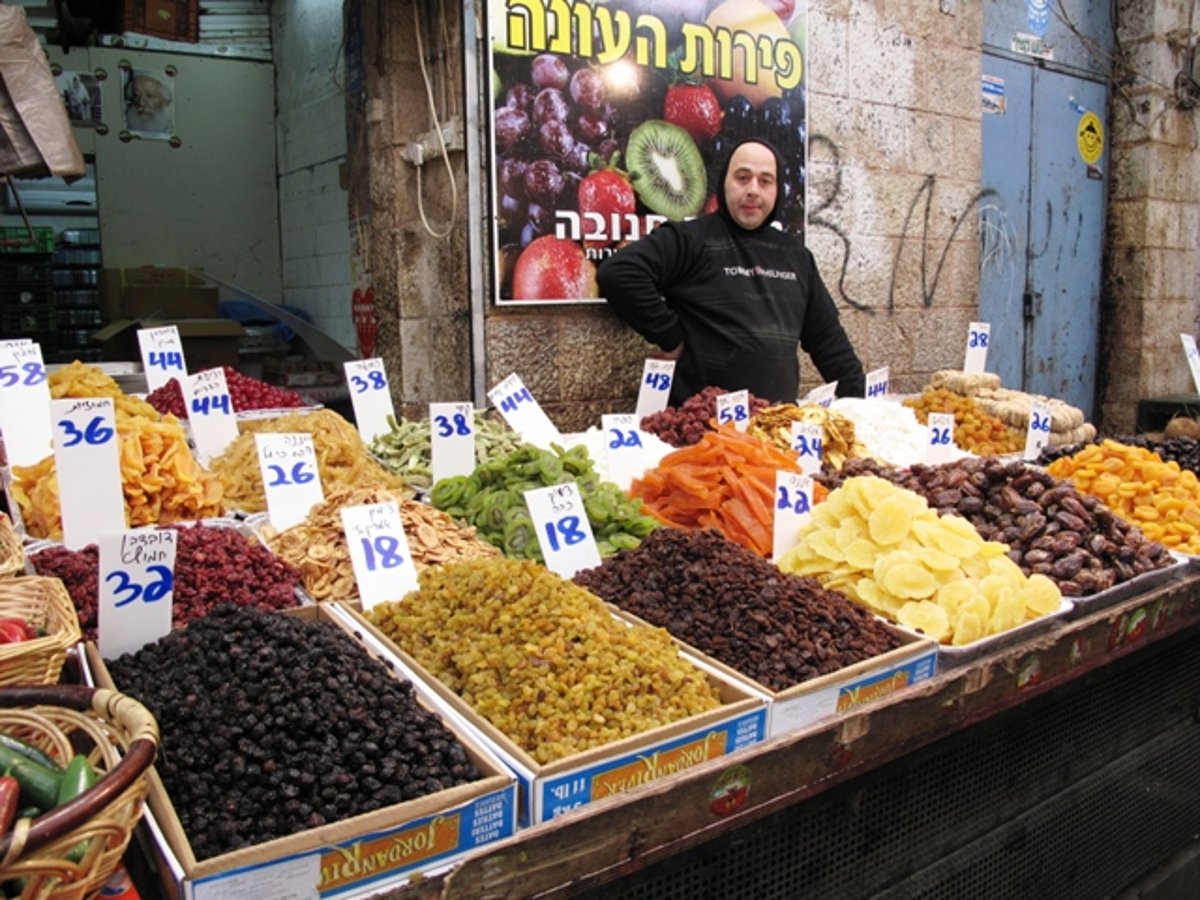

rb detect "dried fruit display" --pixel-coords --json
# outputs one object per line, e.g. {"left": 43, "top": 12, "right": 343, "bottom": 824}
{"left": 640, "top": 385, "right": 771, "bottom": 448}
{"left": 747, "top": 403, "right": 867, "bottom": 469}
{"left": 145, "top": 367, "right": 306, "bottom": 418}
{"left": 903, "top": 387, "right": 1024, "bottom": 456}
{"left": 369, "top": 413, "right": 529, "bottom": 494}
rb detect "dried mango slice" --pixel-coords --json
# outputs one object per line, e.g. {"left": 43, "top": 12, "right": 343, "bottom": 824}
{"left": 897, "top": 600, "right": 951, "bottom": 642}
{"left": 867, "top": 493, "right": 920, "bottom": 545}
{"left": 882, "top": 562, "right": 937, "bottom": 599}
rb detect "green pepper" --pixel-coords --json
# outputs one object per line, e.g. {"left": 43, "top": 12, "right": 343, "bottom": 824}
{"left": 57, "top": 755, "right": 99, "bottom": 864}
{"left": 0, "top": 746, "right": 62, "bottom": 812}
{"left": 0, "top": 732, "right": 62, "bottom": 772}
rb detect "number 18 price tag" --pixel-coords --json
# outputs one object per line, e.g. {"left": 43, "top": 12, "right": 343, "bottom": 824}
{"left": 98, "top": 527, "right": 178, "bottom": 660}
{"left": 0, "top": 340, "right": 51, "bottom": 467}
{"left": 601, "top": 413, "right": 645, "bottom": 491}
{"left": 341, "top": 501, "right": 418, "bottom": 609}
{"left": 634, "top": 359, "right": 675, "bottom": 422}
{"left": 183, "top": 368, "right": 238, "bottom": 464}
{"left": 430, "top": 402, "right": 476, "bottom": 484}
{"left": 716, "top": 390, "right": 750, "bottom": 432}
{"left": 488, "top": 373, "right": 562, "bottom": 449}
{"left": 1023, "top": 401, "right": 1053, "bottom": 461}
{"left": 963, "top": 322, "right": 991, "bottom": 374}
{"left": 137, "top": 326, "right": 187, "bottom": 392}
{"left": 790, "top": 422, "right": 823, "bottom": 476}
{"left": 345, "top": 358, "right": 397, "bottom": 444}
{"left": 51, "top": 397, "right": 125, "bottom": 550}
{"left": 256, "top": 433, "right": 324, "bottom": 531}
{"left": 525, "top": 482, "right": 601, "bottom": 578}
{"left": 773, "top": 471, "right": 813, "bottom": 562}
{"left": 1181, "top": 334, "right": 1200, "bottom": 396}
{"left": 926, "top": 412, "right": 958, "bottom": 463}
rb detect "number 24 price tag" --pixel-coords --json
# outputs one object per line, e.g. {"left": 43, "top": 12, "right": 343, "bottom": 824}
{"left": 926, "top": 412, "right": 957, "bottom": 463}
{"left": 524, "top": 482, "right": 601, "bottom": 578}
{"left": 430, "top": 402, "right": 476, "bottom": 484}
{"left": 344, "top": 358, "right": 396, "bottom": 444}
{"left": 255, "top": 433, "right": 324, "bottom": 531}
{"left": 98, "top": 528, "right": 178, "bottom": 660}
{"left": 1023, "top": 401, "right": 1052, "bottom": 461}
{"left": 716, "top": 390, "right": 750, "bottom": 432}
{"left": 773, "top": 472, "right": 813, "bottom": 563}
{"left": 790, "top": 422, "right": 823, "bottom": 476}
{"left": 341, "top": 501, "right": 418, "bottom": 609}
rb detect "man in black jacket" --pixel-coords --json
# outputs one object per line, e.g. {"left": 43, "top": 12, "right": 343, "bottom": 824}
{"left": 596, "top": 137, "right": 865, "bottom": 406}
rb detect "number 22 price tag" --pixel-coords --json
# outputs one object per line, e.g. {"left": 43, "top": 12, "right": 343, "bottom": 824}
{"left": 341, "top": 501, "right": 418, "bottom": 609}
{"left": 773, "top": 471, "right": 813, "bottom": 562}
{"left": 716, "top": 390, "right": 750, "bottom": 432}
{"left": 344, "top": 358, "right": 397, "bottom": 444}
{"left": 525, "top": 482, "right": 601, "bottom": 578}
{"left": 601, "top": 413, "right": 645, "bottom": 491}
{"left": 51, "top": 398, "right": 125, "bottom": 550}
{"left": 963, "top": 321, "right": 991, "bottom": 374}
{"left": 634, "top": 359, "right": 675, "bottom": 422}
{"left": 255, "top": 433, "right": 324, "bottom": 531}
{"left": 926, "top": 412, "right": 958, "bottom": 463}
{"left": 1023, "top": 401, "right": 1053, "bottom": 461}
{"left": 430, "top": 402, "right": 476, "bottom": 484}
{"left": 137, "top": 326, "right": 187, "bottom": 392}
{"left": 98, "top": 527, "right": 178, "bottom": 660}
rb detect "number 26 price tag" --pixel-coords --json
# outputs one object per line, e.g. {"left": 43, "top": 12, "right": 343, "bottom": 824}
{"left": 926, "top": 412, "right": 958, "bottom": 463}
{"left": 716, "top": 390, "right": 750, "bottom": 432}
{"left": 773, "top": 471, "right": 813, "bottom": 562}
{"left": 634, "top": 359, "right": 675, "bottom": 422}
{"left": 430, "top": 402, "right": 476, "bottom": 484}
{"left": 1023, "top": 401, "right": 1053, "bottom": 461}
{"left": 340, "top": 501, "right": 418, "bottom": 609}
{"left": 525, "top": 482, "right": 601, "bottom": 578}
{"left": 344, "top": 358, "right": 397, "bottom": 444}
{"left": 51, "top": 398, "right": 125, "bottom": 550}
{"left": 255, "top": 433, "right": 324, "bottom": 531}
{"left": 98, "top": 527, "right": 178, "bottom": 660}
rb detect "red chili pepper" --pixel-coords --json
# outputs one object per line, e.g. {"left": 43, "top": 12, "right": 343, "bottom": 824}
{"left": 0, "top": 619, "right": 31, "bottom": 645}
{"left": 0, "top": 774, "right": 19, "bottom": 837}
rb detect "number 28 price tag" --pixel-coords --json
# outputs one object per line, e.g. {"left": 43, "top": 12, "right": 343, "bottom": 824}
{"left": 341, "top": 501, "right": 418, "bottom": 609}
{"left": 137, "top": 326, "right": 187, "bottom": 392}
{"left": 255, "top": 433, "right": 324, "bottom": 531}
{"left": 51, "top": 397, "right": 125, "bottom": 550}
{"left": 963, "top": 321, "right": 991, "bottom": 374}
{"left": 1023, "top": 401, "right": 1053, "bottom": 461}
{"left": 716, "top": 390, "right": 751, "bottom": 432}
{"left": 634, "top": 359, "right": 675, "bottom": 422}
{"left": 98, "top": 527, "right": 178, "bottom": 660}
{"left": 773, "top": 472, "right": 813, "bottom": 562}
{"left": 790, "top": 422, "right": 823, "bottom": 476}
{"left": 430, "top": 402, "right": 476, "bottom": 484}
{"left": 926, "top": 412, "right": 958, "bottom": 463}
{"left": 524, "top": 482, "right": 601, "bottom": 578}
{"left": 345, "top": 358, "right": 397, "bottom": 444}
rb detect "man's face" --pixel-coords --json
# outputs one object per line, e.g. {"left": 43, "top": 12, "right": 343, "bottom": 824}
{"left": 723, "top": 142, "right": 777, "bottom": 231}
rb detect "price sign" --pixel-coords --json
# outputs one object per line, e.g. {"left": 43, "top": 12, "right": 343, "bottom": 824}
{"left": 790, "top": 422, "right": 823, "bottom": 476}
{"left": 345, "top": 358, "right": 396, "bottom": 443}
{"left": 51, "top": 398, "right": 125, "bottom": 550}
{"left": 865, "top": 366, "right": 890, "bottom": 399}
{"left": 255, "top": 433, "right": 324, "bottom": 531}
{"left": 1023, "top": 401, "right": 1053, "bottom": 461}
{"left": 634, "top": 359, "right": 676, "bottom": 422}
{"left": 0, "top": 341, "right": 51, "bottom": 467}
{"left": 340, "top": 500, "right": 419, "bottom": 609}
{"left": 773, "top": 472, "right": 813, "bottom": 562}
{"left": 487, "top": 373, "right": 562, "bottom": 449}
{"left": 963, "top": 322, "right": 991, "bottom": 374}
{"left": 601, "top": 413, "right": 646, "bottom": 491}
{"left": 926, "top": 412, "right": 958, "bottom": 464}
{"left": 715, "top": 390, "right": 751, "bottom": 432}
{"left": 1181, "top": 334, "right": 1200, "bottom": 396}
{"left": 137, "top": 326, "right": 187, "bottom": 392}
{"left": 430, "top": 402, "right": 476, "bottom": 484}
{"left": 802, "top": 381, "right": 838, "bottom": 409}
{"left": 183, "top": 368, "right": 238, "bottom": 464}
{"left": 524, "top": 482, "right": 601, "bottom": 578}
{"left": 98, "top": 527, "right": 178, "bottom": 659}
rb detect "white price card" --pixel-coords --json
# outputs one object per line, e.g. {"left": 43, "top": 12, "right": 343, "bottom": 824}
{"left": 488, "top": 373, "right": 562, "bottom": 449}
{"left": 0, "top": 340, "right": 52, "bottom": 467}
{"left": 98, "top": 527, "right": 177, "bottom": 660}
{"left": 430, "top": 402, "right": 476, "bottom": 484}
{"left": 183, "top": 368, "right": 238, "bottom": 464}
{"left": 255, "top": 433, "right": 324, "bottom": 531}
{"left": 963, "top": 322, "right": 991, "bottom": 374}
{"left": 790, "top": 421, "right": 823, "bottom": 476}
{"left": 340, "top": 500, "right": 419, "bottom": 610}
{"left": 1181, "top": 334, "right": 1200, "bottom": 396}
{"left": 345, "top": 358, "right": 396, "bottom": 444}
{"left": 1023, "top": 401, "right": 1053, "bottom": 461}
{"left": 926, "top": 412, "right": 958, "bottom": 464}
{"left": 137, "top": 326, "right": 187, "bottom": 392}
{"left": 716, "top": 389, "right": 751, "bottom": 432}
{"left": 802, "top": 381, "right": 838, "bottom": 409}
{"left": 601, "top": 413, "right": 646, "bottom": 491}
{"left": 865, "top": 366, "right": 890, "bottom": 399}
{"left": 773, "top": 471, "right": 813, "bottom": 562}
{"left": 634, "top": 359, "right": 676, "bottom": 422}
{"left": 525, "top": 482, "right": 601, "bottom": 578}
{"left": 51, "top": 398, "right": 125, "bottom": 550}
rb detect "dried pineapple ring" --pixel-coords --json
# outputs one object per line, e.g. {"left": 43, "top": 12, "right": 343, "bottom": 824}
{"left": 921, "top": 547, "right": 962, "bottom": 572}
{"left": 868, "top": 494, "right": 919, "bottom": 545}
{"left": 1023, "top": 573, "right": 1062, "bottom": 617}
{"left": 873, "top": 549, "right": 918, "bottom": 584}
{"left": 844, "top": 538, "right": 879, "bottom": 570}
{"left": 882, "top": 562, "right": 938, "bottom": 599}
{"left": 926, "top": 527, "right": 980, "bottom": 559}
{"left": 991, "top": 589, "right": 1026, "bottom": 632}
{"left": 935, "top": 580, "right": 977, "bottom": 615}
{"left": 951, "top": 609, "right": 986, "bottom": 646}
{"left": 897, "top": 600, "right": 951, "bottom": 641}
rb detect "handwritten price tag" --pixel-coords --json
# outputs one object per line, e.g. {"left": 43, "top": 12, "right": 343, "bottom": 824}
{"left": 790, "top": 422, "right": 823, "bottom": 476}
{"left": 98, "top": 527, "right": 177, "bottom": 659}
{"left": 802, "top": 381, "right": 838, "bottom": 409}
{"left": 773, "top": 472, "right": 813, "bottom": 562}
{"left": 137, "top": 326, "right": 187, "bottom": 392}
{"left": 1181, "top": 334, "right": 1200, "bottom": 396}
{"left": 601, "top": 413, "right": 645, "bottom": 491}
{"left": 0, "top": 341, "right": 51, "bottom": 467}
{"left": 926, "top": 412, "right": 958, "bottom": 464}
{"left": 345, "top": 358, "right": 396, "bottom": 443}
{"left": 488, "top": 373, "right": 562, "bottom": 449}
{"left": 340, "top": 501, "right": 419, "bottom": 609}
{"left": 963, "top": 321, "right": 991, "bottom": 374}
{"left": 524, "top": 482, "right": 601, "bottom": 578}
{"left": 430, "top": 402, "right": 476, "bottom": 484}
{"left": 1023, "top": 401, "right": 1053, "bottom": 461}
{"left": 865, "top": 366, "right": 890, "bottom": 399}
{"left": 255, "top": 433, "right": 324, "bottom": 531}
{"left": 716, "top": 390, "right": 751, "bottom": 432}
{"left": 183, "top": 368, "right": 238, "bottom": 464}
{"left": 634, "top": 359, "right": 676, "bottom": 422}
{"left": 51, "top": 398, "right": 125, "bottom": 549}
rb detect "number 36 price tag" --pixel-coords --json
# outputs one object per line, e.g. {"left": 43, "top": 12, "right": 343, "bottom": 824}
{"left": 773, "top": 472, "right": 813, "bottom": 562}
{"left": 255, "top": 433, "right": 324, "bottom": 531}
{"left": 524, "top": 482, "right": 601, "bottom": 578}
{"left": 51, "top": 398, "right": 125, "bottom": 550}
{"left": 340, "top": 501, "right": 418, "bottom": 609}
{"left": 98, "top": 528, "right": 178, "bottom": 660}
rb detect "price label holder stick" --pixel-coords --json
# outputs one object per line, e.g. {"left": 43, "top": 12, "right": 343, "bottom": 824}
{"left": 790, "top": 421, "right": 823, "bottom": 477}
{"left": 773, "top": 472, "right": 813, "bottom": 563}
{"left": 256, "top": 433, "right": 325, "bottom": 532}
{"left": 865, "top": 366, "right": 890, "bottom": 399}
{"left": 137, "top": 326, "right": 188, "bottom": 393}
{"left": 183, "top": 368, "right": 238, "bottom": 464}
{"left": 926, "top": 412, "right": 958, "bottom": 464}
{"left": 98, "top": 527, "right": 178, "bottom": 660}
{"left": 525, "top": 482, "right": 601, "bottom": 578}
{"left": 430, "top": 402, "right": 477, "bottom": 484}
{"left": 1023, "top": 401, "right": 1053, "bottom": 461}
{"left": 1181, "top": 334, "right": 1200, "bottom": 396}
{"left": 487, "top": 373, "right": 562, "bottom": 450}
{"left": 51, "top": 397, "right": 126, "bottom": 550}
{"left": 345, "top": 358, "right": 397, "bottom": 444}
{"left": 963, "top": 322, "right": 991, "bottom": 375}
{"left": 601, "top": 413, "right": 646, "bottom": 492}
{"left": 802, "top": 381, "right": 838, "bottom": 409}
{"left": 0, "top": 341, "right": 52, "bottom": 468}
{"left": 715, "top": 389, "right": 751, "bottom": 432}
{"left": 634, "top": 359, "right": 676, "bottom": 422}
{"left": 341, "top": 501, "right": 419, "bottom": 610}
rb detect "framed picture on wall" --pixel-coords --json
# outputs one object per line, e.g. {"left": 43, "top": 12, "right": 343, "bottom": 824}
{"left": 122, "top": 68, "right": 175, "bottom": 139}
{"left": 55, "top": 71, "right": 102, "bottom": 126}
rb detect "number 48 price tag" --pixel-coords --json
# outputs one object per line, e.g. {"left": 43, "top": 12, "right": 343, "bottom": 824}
{"left": 341, "top": 501, "right": 418, "bottom": 609}
{"left": 98, "top": 528, "right": 178, "bottom": 660}
{"left": 634, "top": 359, "right": 675, "bottom": 422}
{"left": 256, "top": 433, "right": 324, "bottom": 531}
{"left": 525, "top": 482, "right": 601, "bottom": 578}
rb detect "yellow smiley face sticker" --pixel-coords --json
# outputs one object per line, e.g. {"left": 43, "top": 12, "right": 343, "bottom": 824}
{"left": 1077, "top": 112, "right": 1103, "bottom": 165}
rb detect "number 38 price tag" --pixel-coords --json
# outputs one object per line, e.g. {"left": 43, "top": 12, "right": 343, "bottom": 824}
{"left": 98, "top": 527, "right": 178, "bottom": 660}
{"left": 773, "top": 471, "right": 813, "bottom": 563}
{"left": 255, "top": 433, "right": 324, "bottom": 531}
{"left": 430, "top": 402, "right": 476, "bottom": 484}
{"left": 524, "top": 482, "right": 601, "bottom": 578}
{"left": 344, "top": 358, "right": 397, "bottom": 444}
{"left": 51, "top": 398, "right": 125, "bottom": 550}
{"left": 340, "top": 501, "right": 418, "bottom": 609}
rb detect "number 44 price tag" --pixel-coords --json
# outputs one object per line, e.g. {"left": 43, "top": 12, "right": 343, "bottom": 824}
{"left": 488, "top": 373, "right": 562, "bottom": 450}
{"left": 525, "top": 482, "right": 601, "bottom": 578}
{"left": 255, "top": 433, "right": 324, "bottom": 531}
{"left": 773, "top": 472, "right": 813, "bottom": 563}
{"left": 98, "top": 528, "right": 178, "bottom": 660}
{"left": 341, "top": 501, "right": 419, "bottom": 609}
{"left": 183, "top": 368, "right": 238, "bottom": 464}
{"left": 137, "top": 326, "right": 187, "bottom": 393}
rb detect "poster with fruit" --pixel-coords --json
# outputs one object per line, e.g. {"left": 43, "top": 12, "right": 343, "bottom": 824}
{"left": 490, "top": 0, "right": 808, "bottom": 304}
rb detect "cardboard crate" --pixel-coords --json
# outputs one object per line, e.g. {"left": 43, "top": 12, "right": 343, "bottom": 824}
{"left": 84, "top": 606, "right": 518, "bottom": 898}
{"left": 93, "top": 318, "right": 244, "bottom": 372}
{"left": 102, "top": 268, "right": 217, "bottom": 321}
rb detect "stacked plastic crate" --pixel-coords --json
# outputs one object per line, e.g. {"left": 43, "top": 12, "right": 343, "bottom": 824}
{"left": 0, "top": 226, "right": 57, "bottom": 355}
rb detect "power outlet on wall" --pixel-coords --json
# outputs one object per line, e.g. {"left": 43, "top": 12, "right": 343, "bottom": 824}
{"left": 401, "top": 118, "right": 464, "bottom": 166}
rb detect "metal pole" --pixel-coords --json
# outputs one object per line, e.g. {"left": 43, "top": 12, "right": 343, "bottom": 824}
{"left": 462, "top": 0, "right": 488, "bottom": 407}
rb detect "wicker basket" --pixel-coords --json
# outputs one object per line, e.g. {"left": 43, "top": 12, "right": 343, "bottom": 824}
{"left": 0, "top": 686, "right": 158, "bottom": 899}
{"left": 0, "top": 578, "right": 82, "bottom": 687}
{"left": 0, "top": 514, "right": 21, "bottom": 578}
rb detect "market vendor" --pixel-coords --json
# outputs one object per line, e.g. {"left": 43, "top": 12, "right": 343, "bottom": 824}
{"left": 597, "top": 137, "right": 865, "bottom": 406}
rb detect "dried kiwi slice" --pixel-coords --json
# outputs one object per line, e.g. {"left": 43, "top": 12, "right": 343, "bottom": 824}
{"left": 626, "top": 119, "right": 707, "bottom": 220}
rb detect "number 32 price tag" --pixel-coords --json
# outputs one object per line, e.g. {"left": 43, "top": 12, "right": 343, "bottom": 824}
{"left": 773, "top": 472, "right": 813, "bottom": 562}
{"left": 51, "top": 398, "right": 125, "bottom": 550}
{"left": 340, "top": 501, "right": 418, "bottom": 609}
{"left": 525, "top": 482, "right": 601, "bottom": 578}
{"left": 98, "top": 528, "right": 178, "bottom": 660}
{"left": 926, "top": 412, "right": 958, "bottom": 463}
{"left": 256, "top": 433, "right": 324, "bottom": 531}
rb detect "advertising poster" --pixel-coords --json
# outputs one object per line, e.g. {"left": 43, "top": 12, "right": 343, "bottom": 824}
{"left": 121, "top": 67, "right": 175, "bottom": 139}
{"left": 489, "top": 0, "right": 808, "bottom": 305}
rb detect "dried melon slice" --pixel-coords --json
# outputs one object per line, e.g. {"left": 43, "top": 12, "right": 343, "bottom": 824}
{"left": 882, "top": 561, "right": 938, "bottom": 599}
{"left": 1023, "top": 573, "right": 1062, "bottom": 617}
{"left": 867, "top": 493, "right": 920, "bottom": 545}
{"left": 935, "top": 580, "right": 977, "bottom": 616}
{"left": 845, "top": 476, "right": 896, "bottom": 520}
{"left": 951, "top": 609, "right": 986, "bottom": 646}
{"left": 897, "top": 600, "right": 951, "bottom": 641}
{"left": 991, "top": 588, "right": 1026, "bottom": 633}
{"left": 845, "top": 537, "right": 879, "bottom": 570}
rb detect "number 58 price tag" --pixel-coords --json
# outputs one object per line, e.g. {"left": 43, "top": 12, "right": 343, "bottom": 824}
{"left": 716, "top": 390, "right": 750, "bottom": 432}
{"left": 255, "top": 433, "right": 324, "bottom": 531}
{"left": 98, "top": 528, "right": 178, "bottom": 660}
{"left": 524, "top": 482, "right": 601, "bottom": 578}
{"left": 341, "top": 501, "right": 418, "bottom": 609}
